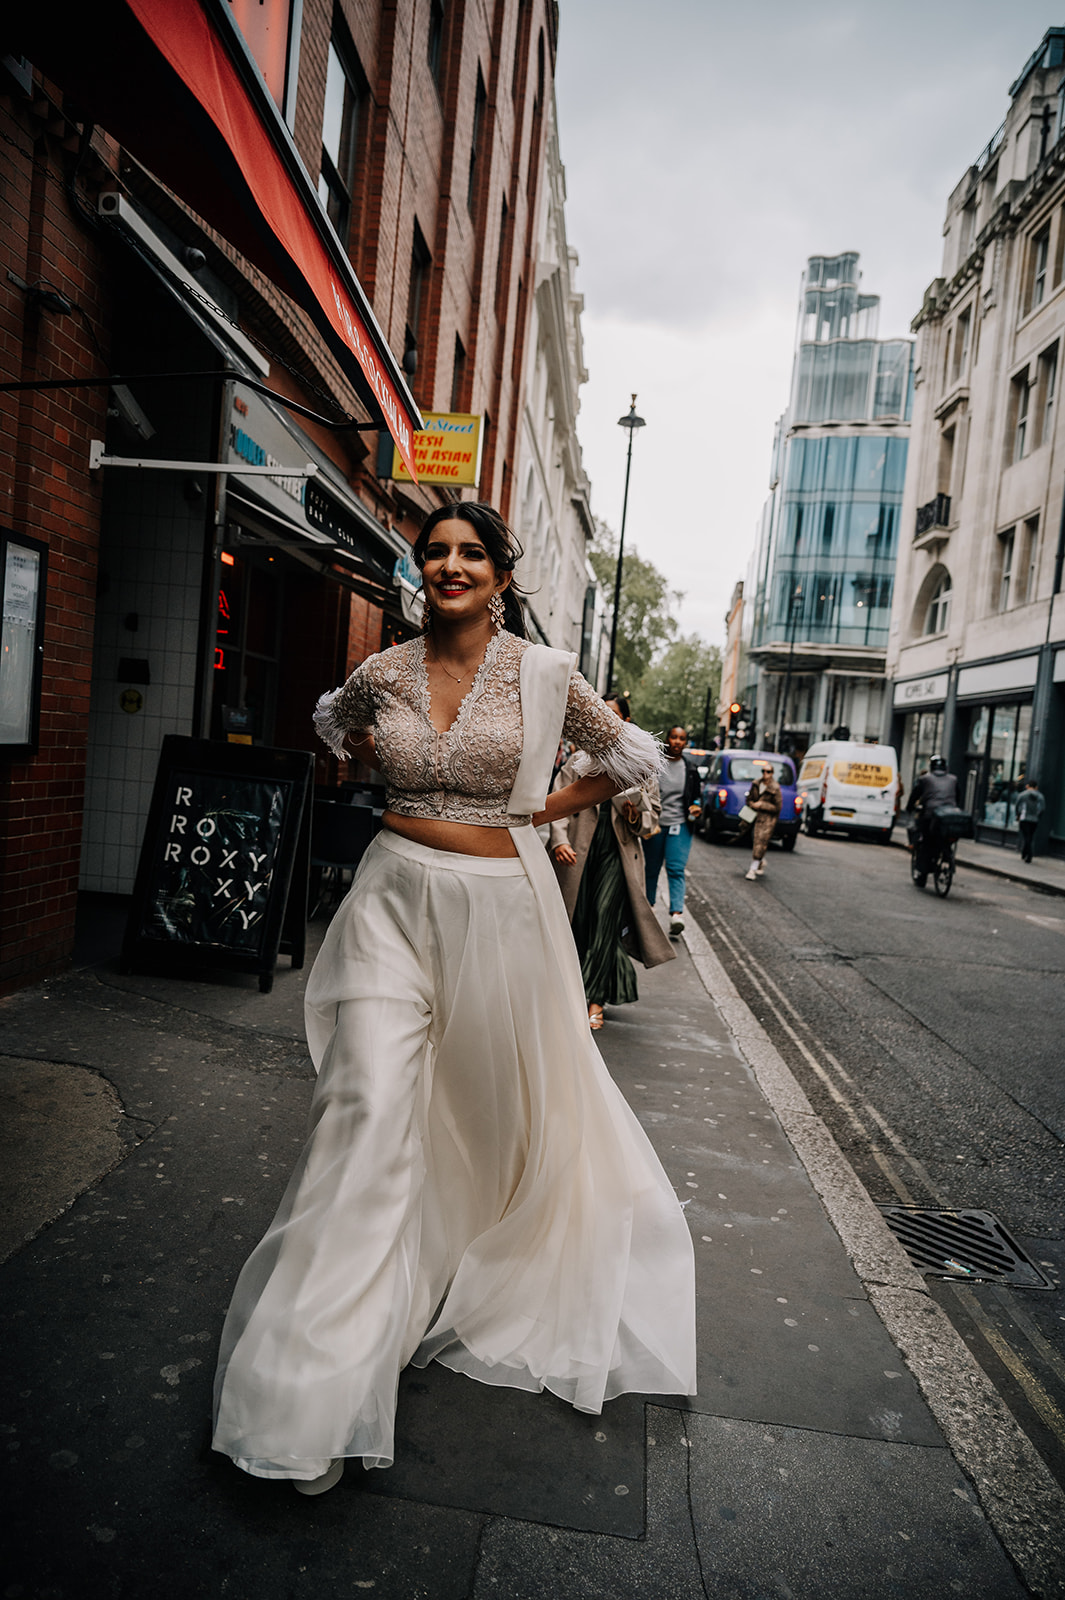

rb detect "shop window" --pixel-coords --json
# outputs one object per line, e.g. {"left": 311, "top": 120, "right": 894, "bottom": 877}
{"left": 924, "top": 573, "right": 951, "bottom": 635}
{"left": 0, "top": 528, "right": 47, "bottom": 760}
{"left": 967, "top": 703, "right": 1032, "bottom": 832}
{"left": 319, "top": 37, "right": 365, "bottom": 242}
{"left": 1038, "top": 342, "right": 1058, "bottom": 446}
{"left": 909, "top": 710, "right": 944, "bottom": 796}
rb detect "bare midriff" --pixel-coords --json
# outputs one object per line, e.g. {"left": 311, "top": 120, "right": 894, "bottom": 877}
{"left": 383, "top": 811, "right": 520, "bottom": 858}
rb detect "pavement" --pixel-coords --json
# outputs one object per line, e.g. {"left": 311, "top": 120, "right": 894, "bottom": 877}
{"left": 1, "top": 889, "right": 1063, "bottom": 1598}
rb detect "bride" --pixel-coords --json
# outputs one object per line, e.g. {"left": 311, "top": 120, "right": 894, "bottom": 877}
{"left": 212, "top": 502, "right": 696, "bottom": 1493}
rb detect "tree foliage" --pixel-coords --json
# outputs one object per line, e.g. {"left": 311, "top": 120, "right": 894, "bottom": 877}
{"left": 589, "top": 525, "right": 680, "bottom": 692}
{"left": 629, "top": 634, "right": 722, "bottom": 742}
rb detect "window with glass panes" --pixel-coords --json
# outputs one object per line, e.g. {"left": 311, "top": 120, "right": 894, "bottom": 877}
{"left": 925, "top": 573, "right": 951, "bottom": 635}
{"left": 319, "top": 40, "right": 363, "bottom": 240}
{"left": 1012, "top": 370, "right": 1030, "bottom": 460}
{"left": 1039, "top": 342, "right": 1058, "bottom": 445}
{"left": 997, "top": 528, "right": 1015, "bottom": 611}
{"left": 1031, "top": 224, "right": 1051, "bottom": 311}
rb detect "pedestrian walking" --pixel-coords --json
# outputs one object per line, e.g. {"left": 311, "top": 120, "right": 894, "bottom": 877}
{"left": 642, "top": 724, "right": 701, "bottom": 936}
{"left": 211, "top": 503, "right": 696, "bottom": 1495}
{"left": 550, "top": 694, "right": 675, "bottom": 1031}
{"left": 1016, "top": 778, "right": 1046, "bottom": 863}
{"left": 743, "top": 760, "right": 783, "bottom": 880}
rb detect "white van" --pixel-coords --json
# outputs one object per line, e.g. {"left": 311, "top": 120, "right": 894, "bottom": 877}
{"left": 795, "top": 741, "right": 899, "bottom": 842}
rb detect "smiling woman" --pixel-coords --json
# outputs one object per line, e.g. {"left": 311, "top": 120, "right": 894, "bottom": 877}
{"left": 212, "top": 501, "right": 697, "bottom": 1493}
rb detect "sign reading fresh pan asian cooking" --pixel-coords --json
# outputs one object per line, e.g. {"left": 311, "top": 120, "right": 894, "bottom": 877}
{"left": 391, "top": 413, "right": 484, "bottom": 486}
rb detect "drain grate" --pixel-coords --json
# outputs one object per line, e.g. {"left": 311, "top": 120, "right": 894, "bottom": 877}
{"left": 878, "top": 1206, "right": 1054, "bottom": 1288}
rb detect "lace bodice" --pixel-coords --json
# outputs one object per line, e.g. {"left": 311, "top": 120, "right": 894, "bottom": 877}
{"left": 314, "top": 632, "right": 660, "bottom": 827}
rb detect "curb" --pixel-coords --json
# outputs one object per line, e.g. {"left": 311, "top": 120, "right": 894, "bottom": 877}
{"left": 887, "top": 835, "right": 1065, "bottom": 899}
{"left": 681, "top": 913, "right": 1065, "bottom": 1600}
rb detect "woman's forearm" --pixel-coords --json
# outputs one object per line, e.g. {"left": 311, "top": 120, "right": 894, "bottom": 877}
{"left": 532, "top": 773, "right": 619, "bottom": 829}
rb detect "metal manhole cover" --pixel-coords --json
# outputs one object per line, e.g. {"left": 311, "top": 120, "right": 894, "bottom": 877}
{"left": 877, "top": 1207, "right": 1054, "bottom": 1288}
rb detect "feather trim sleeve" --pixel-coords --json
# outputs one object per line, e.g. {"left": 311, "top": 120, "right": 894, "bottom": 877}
{"left": 312, "top": 661, "right": 375, "bottom": 759}
{"left": 562, "top": 669, "right": 663, "bottom": 789}
{"left": 574, "top": 718, "right": 664, "bottom": 789}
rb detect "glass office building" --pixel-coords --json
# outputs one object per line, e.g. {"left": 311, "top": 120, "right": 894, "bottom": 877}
{"left": 744, "top": 255, "right": 913, "bottom": 753}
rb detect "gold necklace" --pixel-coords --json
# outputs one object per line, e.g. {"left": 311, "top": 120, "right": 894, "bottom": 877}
{"left": 427, "top": 646, "right": 478, "bottom": 685}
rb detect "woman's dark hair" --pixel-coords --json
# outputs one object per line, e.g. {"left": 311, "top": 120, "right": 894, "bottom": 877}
{"left": 411, "top": 502, "right": 528, "bottom": 638}
{"left": 605, "top": 691, "right": 631, "bottom": 720}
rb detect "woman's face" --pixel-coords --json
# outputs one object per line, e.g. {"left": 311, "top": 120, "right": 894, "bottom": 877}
{"left": 604, "top": 698, "right": 624, "bottom": 721}
{"left": 666, "top": 727, "right": 688, "bottom": 759}
{"left": 420, "top": 519, "right": 509, "bottom": 625}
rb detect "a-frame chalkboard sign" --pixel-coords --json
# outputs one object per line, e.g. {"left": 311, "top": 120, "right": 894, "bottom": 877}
{"left": 122, "top": 737, "right": 313, "bottom": 993}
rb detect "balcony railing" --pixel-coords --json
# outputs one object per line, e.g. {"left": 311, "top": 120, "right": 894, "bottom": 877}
{"left": 915, "top": 493, "right": 951, "bottom": 538}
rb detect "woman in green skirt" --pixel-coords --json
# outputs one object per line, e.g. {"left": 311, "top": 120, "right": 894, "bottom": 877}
{"left": 549, "top": 696, "right": 675, "bottom": 1029}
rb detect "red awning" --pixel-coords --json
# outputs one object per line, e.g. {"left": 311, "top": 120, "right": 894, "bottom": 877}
{"left": 14, "top": 0, "right": 421, "bottom": 477}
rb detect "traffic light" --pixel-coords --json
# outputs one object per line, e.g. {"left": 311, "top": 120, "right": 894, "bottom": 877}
{"left": 728, "top": 701, "right": 742, "bottom": 728}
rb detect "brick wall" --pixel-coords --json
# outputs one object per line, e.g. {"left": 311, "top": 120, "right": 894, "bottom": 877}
{"left": 0, "top": 80, "right": 116, "bottom": 992}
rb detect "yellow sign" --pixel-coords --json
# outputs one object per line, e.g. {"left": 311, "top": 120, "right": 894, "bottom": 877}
{"left": 391, "top": 413, "right": 483, "bottom": 485}
{"left": 799, "top": 757, "right": 825, "bottom": 782}
{"left": 120, "top": 689, "right": 143, "bottom": 714}
{"left": 832, "top": 761, "right": 894, "bottom": 788}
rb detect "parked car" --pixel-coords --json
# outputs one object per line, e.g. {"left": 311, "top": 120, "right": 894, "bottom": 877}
{"left": 697, "top": 751, "right": 800, "bottom": 849}
{"left": 795, "top": 740, "right": 899, "bottom": 843}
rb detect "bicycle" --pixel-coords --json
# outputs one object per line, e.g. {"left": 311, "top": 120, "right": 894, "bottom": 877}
{"left": 909, "top": 805, "right": 972, "bottom": 899}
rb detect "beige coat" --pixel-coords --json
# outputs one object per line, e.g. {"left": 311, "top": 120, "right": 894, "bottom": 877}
{"left": 549, "top": 755, "right": 676, "bottom": 970}
{"left": 746, "top": 776, "right": 782, "bottom": 860}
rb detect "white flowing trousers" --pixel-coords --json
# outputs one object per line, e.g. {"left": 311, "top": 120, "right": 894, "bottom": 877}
{"left": 212, "top": 828, "right": 696, "bottom": 1480}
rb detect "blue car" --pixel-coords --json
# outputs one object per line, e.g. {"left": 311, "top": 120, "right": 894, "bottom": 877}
{"left": 697, "top": 751, "right": 801, "bottom": 850}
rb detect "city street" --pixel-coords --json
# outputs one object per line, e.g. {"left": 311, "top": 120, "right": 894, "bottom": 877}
{"left": 685, "top": 827, "right": 1065, "bottom": 1490}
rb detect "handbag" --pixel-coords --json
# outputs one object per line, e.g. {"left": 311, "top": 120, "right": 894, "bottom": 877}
{"left": 738, "top": 804, "right": 758, "bottom": 825}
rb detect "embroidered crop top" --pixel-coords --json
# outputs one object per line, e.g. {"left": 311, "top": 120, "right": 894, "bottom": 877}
{"left": 313, "top": 631, "right": 662, "bottom": 828}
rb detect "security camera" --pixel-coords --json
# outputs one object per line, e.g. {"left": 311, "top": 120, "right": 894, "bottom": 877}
{"left": 183, "top": 246, "right": 206, "bottom": 273}
{"left": 108, "top": 384, "right": 156, "bottom": 441}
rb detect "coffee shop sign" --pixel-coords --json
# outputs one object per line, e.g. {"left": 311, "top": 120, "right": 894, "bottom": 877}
{"left": 893, "top": 673, "right": 948, "bottom": 708}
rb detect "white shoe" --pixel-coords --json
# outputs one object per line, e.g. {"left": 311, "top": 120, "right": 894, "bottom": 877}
{"left": 293, "top": 1459, "right": 345, "bottom": 1496}
{"left": 669, "top": 912, "right": 685, "bottom": 937}
{"left": 744, "top": 866, "right": 759, "bottom": 881}
{"left": 755, "top": 860, "right": 765, "bottom": 875}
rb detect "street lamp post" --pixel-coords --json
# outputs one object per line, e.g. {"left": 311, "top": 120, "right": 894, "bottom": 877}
{"left": 605, "top": 395, "right": 645, "bottom": 691}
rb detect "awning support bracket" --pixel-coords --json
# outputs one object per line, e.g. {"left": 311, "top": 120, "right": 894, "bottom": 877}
{"left": 0, "top": 371, "right": 384, "bottom": 432}
{"left": 88, "top": 439, "right": 318, "bottom": 476}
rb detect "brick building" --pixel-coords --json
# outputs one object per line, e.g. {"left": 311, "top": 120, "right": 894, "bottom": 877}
{"left": 1, "top": 0, "right": 571, "bottom": 992}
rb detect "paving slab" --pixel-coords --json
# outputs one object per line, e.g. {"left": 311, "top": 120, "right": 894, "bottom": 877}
{"left": 686, "top": 1412, "right": 1027, "bottom": 1599}
{"left": 471, "top": 1405, "right": 706, "bottom": 1600}
{"left": 597, "top": 951, "right": 941, "bottom": 1446}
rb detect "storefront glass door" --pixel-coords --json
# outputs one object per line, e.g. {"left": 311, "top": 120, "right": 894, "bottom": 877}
{"left": 964, "top": 701, "right": 1033, "bottom": 834}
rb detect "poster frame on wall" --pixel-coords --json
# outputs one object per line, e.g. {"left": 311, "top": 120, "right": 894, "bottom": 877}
{"left": 0, "top": 528, "right": 48, "bottom": 763}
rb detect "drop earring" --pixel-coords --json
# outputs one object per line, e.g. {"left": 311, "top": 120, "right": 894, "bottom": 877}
{"left": 420, "top": 595, "right": 432, "bottom": 633}
{"left": 488, "top": 592, "right": 505, "bottom": 632}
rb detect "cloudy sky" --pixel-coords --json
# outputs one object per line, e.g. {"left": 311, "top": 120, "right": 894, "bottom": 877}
{"left": 554, "top": 0, "right": 1064, "bottom": 647}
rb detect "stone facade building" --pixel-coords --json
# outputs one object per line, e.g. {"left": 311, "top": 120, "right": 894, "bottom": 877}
{"left": 511, "top": 97, "right": 597, "bottom": 672}
{"left": 887, "top": 27, "right": 1065, "bottom": 854}
{"left": 1, "top": 0, "right": 588, "bottom": 992}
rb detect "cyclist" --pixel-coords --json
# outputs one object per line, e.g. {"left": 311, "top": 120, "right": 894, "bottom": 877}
{"left": 906, "top": 755, "right": 958, "bottom": 886}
